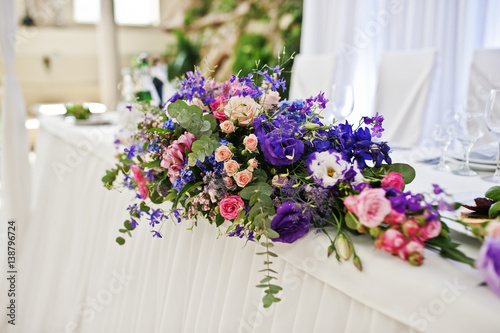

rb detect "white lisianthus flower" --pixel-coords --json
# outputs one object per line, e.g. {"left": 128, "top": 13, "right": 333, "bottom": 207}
{"left": 307, "top": 150, "right": 352, "bottom": 188}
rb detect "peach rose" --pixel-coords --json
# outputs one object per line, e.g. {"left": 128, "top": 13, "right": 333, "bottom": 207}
{"left": 234, "top": 169, "right": 253, "bottom": 187}
{"left": 220, "top": 120, "right": 235, "bottom": 134}
{"left": 224, "top": 160, "right": 240, "bottom": 176}
{"left": 243, "top": 134, "right": 258, "bottom": 152}
{"left": 223, "top": 177, "right": 233, "bottom": 187}
{"left": 259, "top": 90, "right": 280, "bottom": 110}
{"left": 224, "top": 96, "right": 261, "bottom": 127}
{"left": 215, "top": 145, "right": 233, "bottom": 162}
{"left": 189, "top": 98, "right": 207, "bottom": 112}
{"left": 248, "top": 158, "right": 258, "bottom": 169}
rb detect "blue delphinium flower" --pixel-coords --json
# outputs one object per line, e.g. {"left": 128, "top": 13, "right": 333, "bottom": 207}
{"left": 124, "top": 145, "right": 136, "bottom": 160}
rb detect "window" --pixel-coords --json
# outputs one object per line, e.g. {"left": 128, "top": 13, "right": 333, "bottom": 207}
{"left": 73, "top": 0, "right": 160, "bottom": 26}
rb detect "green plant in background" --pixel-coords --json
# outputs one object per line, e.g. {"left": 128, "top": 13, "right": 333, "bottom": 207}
{"left": 65, "top": 104, "right": 91, "bottom": 120}
{"left": 163, "top": 31, "right": 200, "bottom": 81}
{"left": 232, "top": 33, "right": 274, "bottom": 79}
{"left": 184, "top": 0, "right": 211, "bottom": 26}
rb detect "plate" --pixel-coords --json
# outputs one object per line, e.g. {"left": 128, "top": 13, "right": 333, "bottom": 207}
{"left": 447, "top": 151, "right": 498, "bottom": 171}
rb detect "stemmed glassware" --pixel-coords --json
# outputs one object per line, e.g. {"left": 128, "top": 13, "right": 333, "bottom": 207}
{"left": 452, "top": 112, "right": 485, "bottom": 176}
{"left": 433, "top": 124, "right": 455, "bottom": 171}
{"left": 483, "top": 89, "right": 500, "bottom": 182}
{"left": 323, "top": 84, "right": 354, "bottom": 125}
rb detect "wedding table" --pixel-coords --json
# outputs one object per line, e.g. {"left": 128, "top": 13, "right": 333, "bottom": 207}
{"left": 3, "top": 114, "right": 500, "bottom": 333}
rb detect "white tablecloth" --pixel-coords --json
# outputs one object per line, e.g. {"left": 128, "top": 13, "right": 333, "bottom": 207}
{"left": 2, "top": 116, "right": 500, "bottom": 333}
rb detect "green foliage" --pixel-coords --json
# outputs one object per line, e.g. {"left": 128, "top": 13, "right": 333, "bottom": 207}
{"left": 184, "top": 0, "right": 211, "bottom": 25}
{"left": 65, "top": 104, "right": 91, "bottom": 120}
{"left": 167, "top": 100, "right": 217, "bottom": 139}
{"left": 485, "top": 186, "right": 500, "bottom": 201}
{"left": 489, "top": 201, "right": 500, "bottom": 218}
{"left": 362, "top": 163, "right": 416, "bottom": 185}
{"left": 232, "top": 33, "right": 274, "bottom": 80}
{"left": 164, "top": 31, "right": 200, "bottom": 81}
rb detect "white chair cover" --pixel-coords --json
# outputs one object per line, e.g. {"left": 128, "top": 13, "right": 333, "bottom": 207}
{"left": 374, "top": 49, "right": 437, "bottom": 148}
{"left": 466, "top": 48, "right": 500, "bottom": 145}
{"left": 289, "top": 53, "right": 336, "bottom": 100}
{"left": 466, "top": 48, "right": 500, "bottom": 113}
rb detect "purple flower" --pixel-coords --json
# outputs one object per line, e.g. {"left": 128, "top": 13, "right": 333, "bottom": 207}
{"left": 260, "top": 132, "right": 304, "bottom": 167}
{"left": 270, "top": 202, "right": 310, "bottom": 243}
{"left": 124, "top": 145, "right": 136, "bottom": 160}
{"left": 432, "top": 184, "right": 445, "bottom": 195}
{"left": 476, "top": 237, "right": 500, "bottom": 297}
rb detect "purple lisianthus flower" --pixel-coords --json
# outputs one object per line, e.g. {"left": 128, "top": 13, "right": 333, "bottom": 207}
{"left": 260, "top": 132, "right": 304, "bottom": 167}
{"left": 476, "top": 237, "right": 500, "bottom": 297}
{"left": 270, "top": 202, "right": 310, "bottom": 243}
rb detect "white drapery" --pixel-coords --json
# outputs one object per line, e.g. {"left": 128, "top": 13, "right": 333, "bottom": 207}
{"left": 301, "top": 0, "right": 500, "bottom": 144}
{"left": 0, "top": 0, "right": 31, "bottom": 225}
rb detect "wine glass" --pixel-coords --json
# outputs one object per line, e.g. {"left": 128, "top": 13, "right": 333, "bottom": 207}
{"left": 483, "top": 89, "right": 500, "bottom": 182}
{"left": 452, "top": 112, "right": 485, "bottom": 176}
{"left": 433, "top": 124, "right": 455, "bottom": 171}
{"left": 323, "top": 84, "right": 354, "bottom": 125}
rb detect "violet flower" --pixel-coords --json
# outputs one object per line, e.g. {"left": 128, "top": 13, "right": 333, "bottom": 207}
{"left": 476, "top": 237, "right": 500, "bottom": 297}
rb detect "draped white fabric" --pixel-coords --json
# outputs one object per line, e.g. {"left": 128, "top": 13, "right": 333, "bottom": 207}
{"left": 0, "top": 0, "right": 31, "bottom": 226}
{"left": 288, "top": 53, "right": 336, "bottom": 100}
{"left": 3, "top": 116, "right": 500, "bottom": 333}
{"left": 300, "top": 0, "right": 500, "bottom": 144}
{"left": 374, "top": 49, "right": 436, "bottom": 147}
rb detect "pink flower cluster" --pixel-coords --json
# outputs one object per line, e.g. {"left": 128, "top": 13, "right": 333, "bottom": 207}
{"left": 160, "top": 132, "right": 196, "bottom": 182}
{"left": 345, "top": 185, "right": 442, "bottom": 265}
{"left": 130, "top": 165, "right": 148, "bottom": 199}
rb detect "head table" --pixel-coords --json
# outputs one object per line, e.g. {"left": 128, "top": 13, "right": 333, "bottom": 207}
{"left": 2, "top": 114, "right": 500, "bottom": 333}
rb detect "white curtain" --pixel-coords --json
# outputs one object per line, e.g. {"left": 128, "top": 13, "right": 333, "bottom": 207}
{"left": 0, "top": 0, "right": 31, "bottom": 225}
{"left": 301, "top": 0, "right": 500, "bottom": 144}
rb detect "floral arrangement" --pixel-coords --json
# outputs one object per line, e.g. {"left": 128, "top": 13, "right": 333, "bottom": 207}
{"left": 103, "top": 65, "right": 472, "bottom": 307}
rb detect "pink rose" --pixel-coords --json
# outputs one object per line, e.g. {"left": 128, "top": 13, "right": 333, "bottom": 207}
{"left": 349, "top": 188, "right": 392, "bottom": 228}
{"left": 234, "top": 169, "right": 253, "bottom": 187}
{"left": 344, "top": 196, "right": 357, "bottom": 212}
{"left": 259, "top": 90, "right": 281, "bottom": 110}
{"left": 243, "top": 134, "right": 258, "bottom": 152}
{"left": 402, "top": 219, "right": 419, "bottom": 237}
{"left": 381, "top": 229, "right": 405, "bottom": 254}
{"left": 248, "top": 158, "right": 258, "bottom": 169}
{"left": 398, "top": 240, "right": 425, "bottom": 264}
{"left": 381, "top": 172, "right": 405, "bottom": 190}
{"left": 211, "top": 96, "right": 228, "bottom": 122}
{"left": 224, "top": 160, "right": 240, "bottom": 176}
{"left": 219, "top": 195, "right": 244, "bottom": 220}
{"left": 160, "top": 132, "right": 195, "bottom": 182}
{"left": 220, "top": 120, "right": 235, "bottom": 134}
{"left": 215, "top": 145, "right": 233, "bottom": 162}
{"left": 384, "top": 209, "right": 406, "bottom": 225}
{"left": 419, "top": 219, "right": 442, "bottom": 241}
{"left": 224, "top": 96, "right": 261, "bottom": 127}
{"left": 486, "top": 221, "right": 500, "bottom": 237}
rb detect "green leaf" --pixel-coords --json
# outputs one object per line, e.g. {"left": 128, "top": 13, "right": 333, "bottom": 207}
{"left": 256, "top": 182, "right": 273, "bottom": 196}
{"left": 118, "top": 228, "right": 127, "bottom": 233}
{"left": 253, "top": 212, "right": 268, "bottom": 228}
{"left": 260, "top": 276, "right": 275, "bottom": 283}
{"left": 140, "top": 201, "right": 150, "bottom": 212}
{"left": 345, "top": 212, "right": 358, "bottom": 230}
{"left": 253, "top": 169, "right": 268, "bottom": 182}
{"left": 486, "top": 186, "right": 500, "bottom": 201}
{"left": 267, "top": 251, "right": 278, "bottom": 257}
{"left": 384, "top": 163, "right": 416, "bottom": 184}
{"left": 215, "top": 213, "right": 225, "bottom": 227}
{"left": 173, "top": 181, "right": 203, "bottom": 209}
{"left": 489, "top": 201, "right": 500, "bottom": 218}
{"left": 165, "top": 190, "right": 178, "bottom": 201}
{"left": 264, "top": 229, "right": 279, "bottom": 239}
{"left": 142, "top": 160, "right": 161, "bottom": 169}
{"left": 116, "top": 237, "right": 125, "bottom": 245}
{"left": 149, "top": 189, "right": 164, "bottom": 205}
{"left": 124, "top": 220, "right": 135, "bottom": 230}
{"left": 240, "top": 186, "right": 258, "bottom": 200}
{"left": 234, "top": 210, "right": 247, "bottom": 224}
